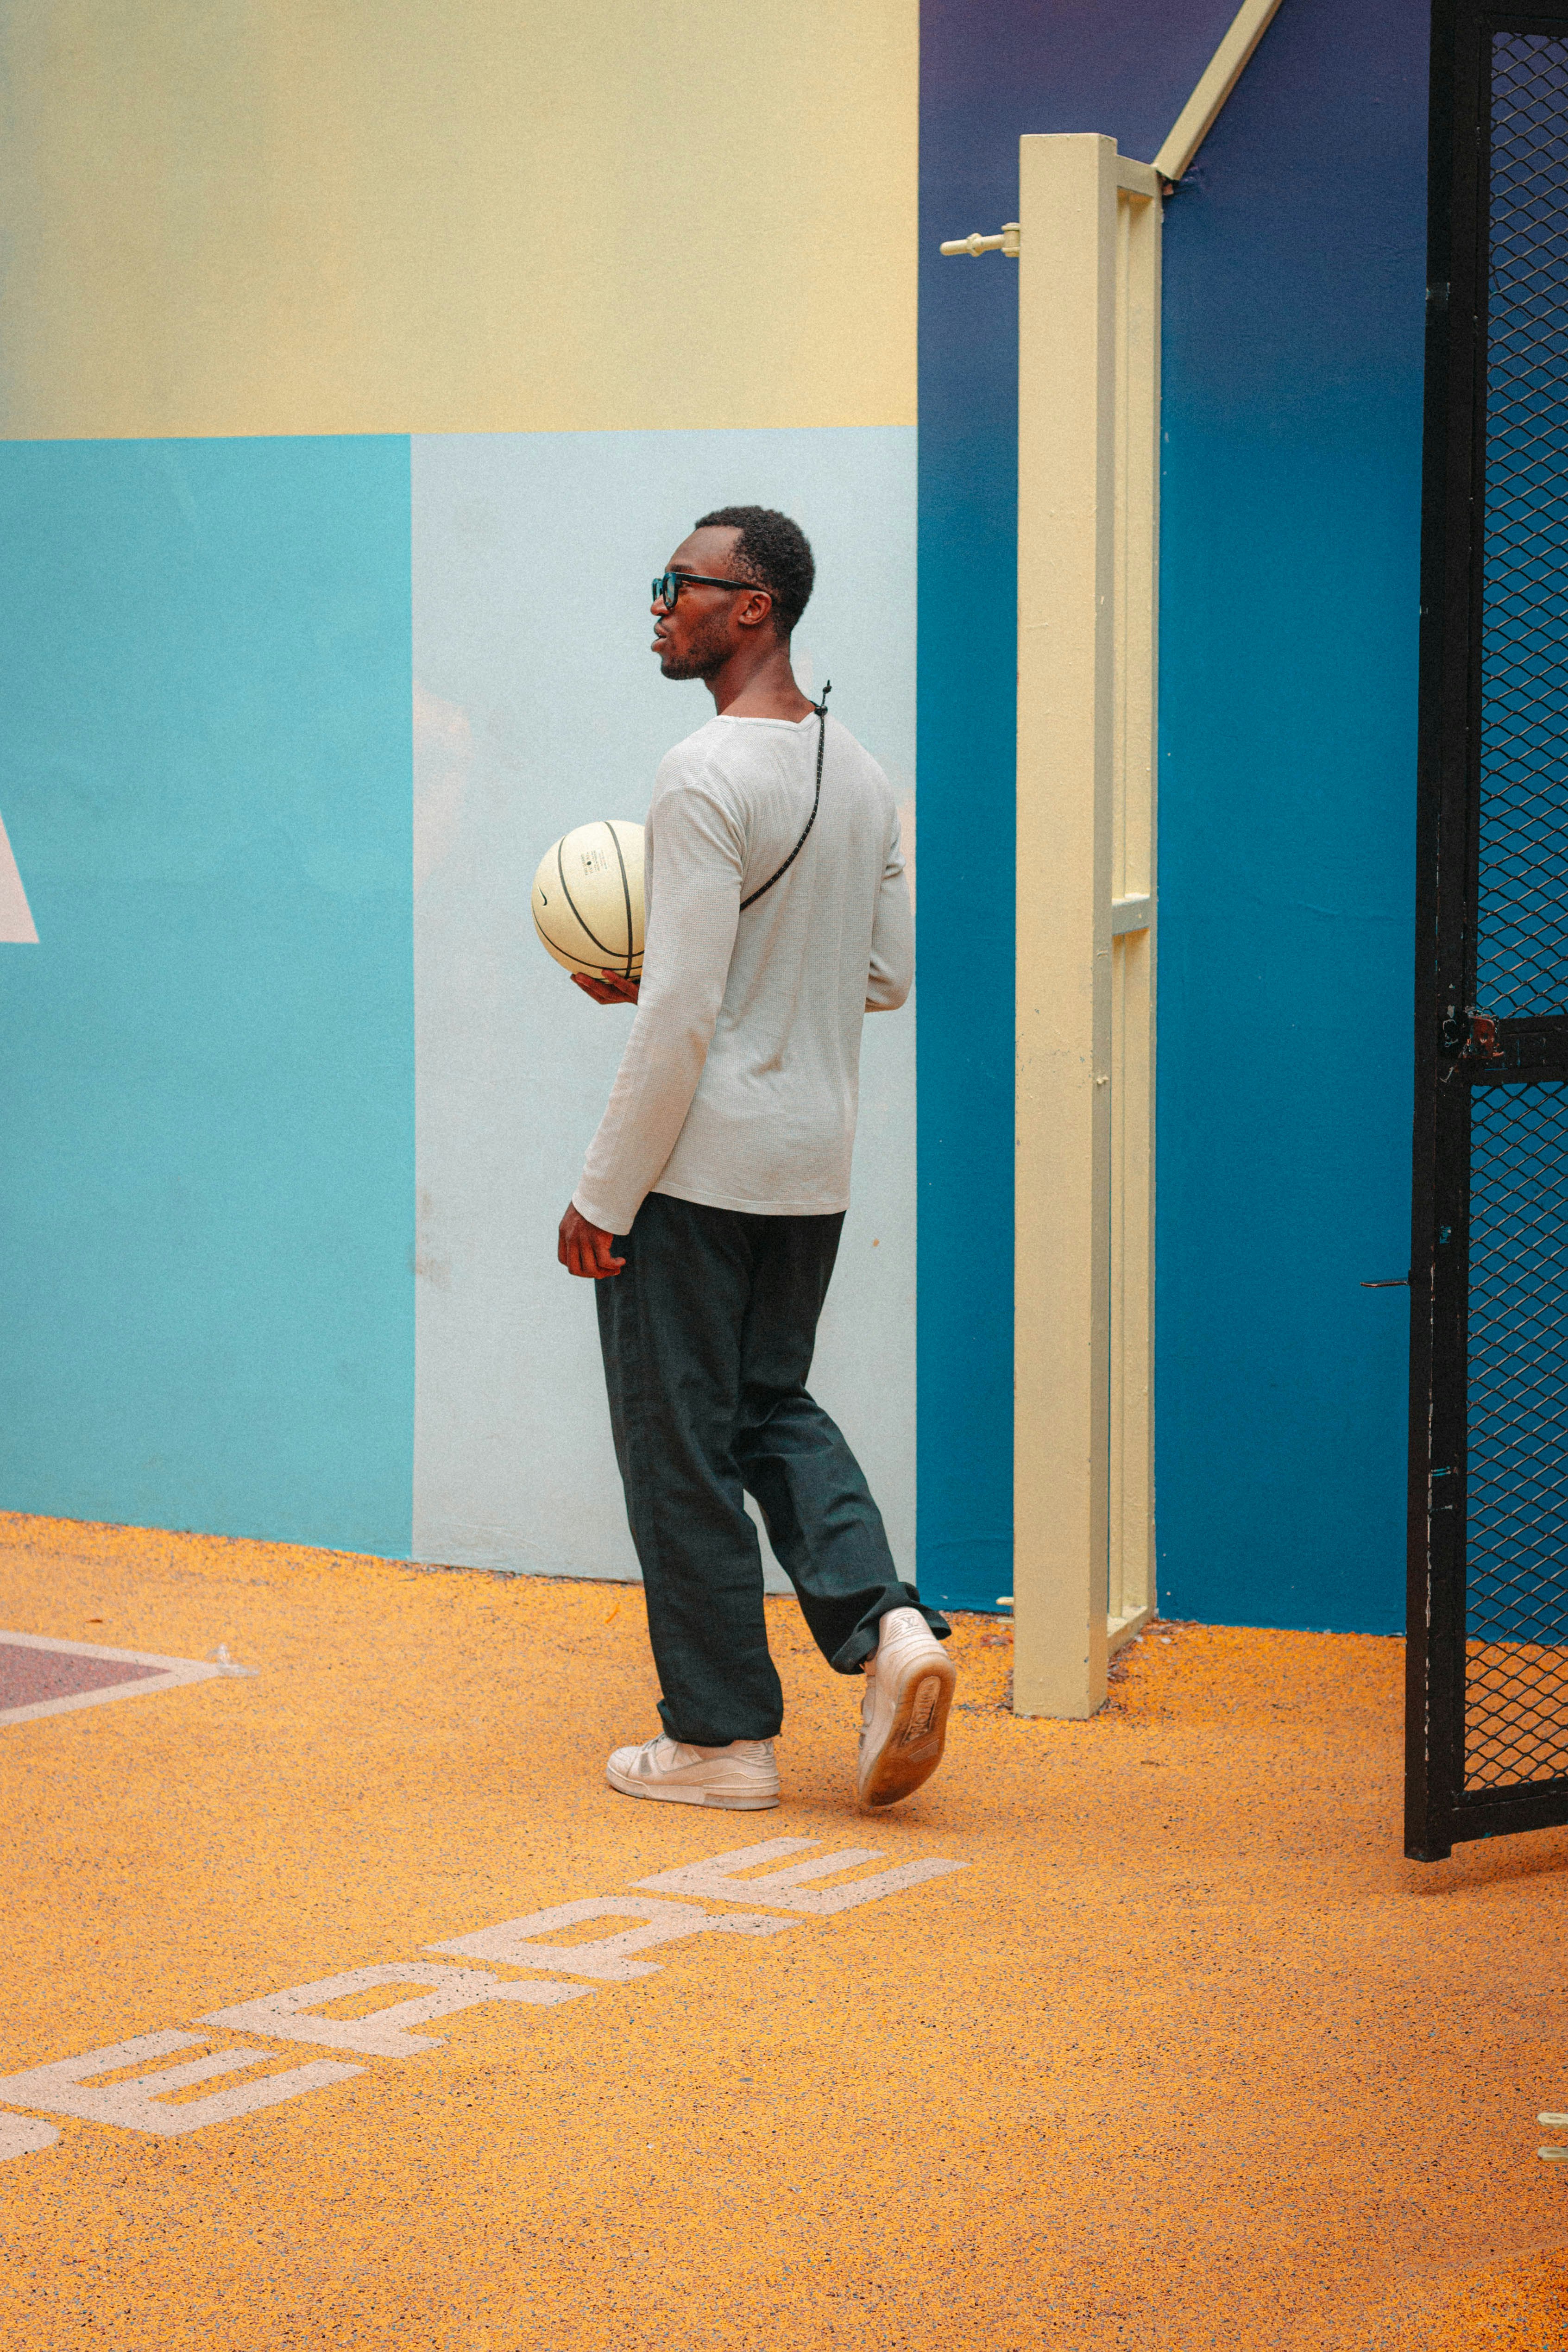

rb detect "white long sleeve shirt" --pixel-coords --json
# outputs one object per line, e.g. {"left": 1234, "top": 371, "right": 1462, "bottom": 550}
{"left": 573, "top": 708, "right": 913, "bottom": 1236}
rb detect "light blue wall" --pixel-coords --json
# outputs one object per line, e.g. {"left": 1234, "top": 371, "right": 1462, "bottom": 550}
{"left": 0, "top": 437, "right": 415, "bottom": 1554}
{"left": 410, "top": 428, "right": 918, "bottom": 1591}
{"left": 0, "top": 428, "right": 915, "bottom": 1585}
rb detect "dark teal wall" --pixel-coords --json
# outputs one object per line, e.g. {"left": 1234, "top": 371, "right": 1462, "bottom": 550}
{"left": 918, "top": 0, "right": 1429, "bottom": 1628}
{"left": 1157, "top": 0, "right": 1427, "bottom": 1631}
{"left": 0, "top": 438, "right": 415, "bottom": 1554}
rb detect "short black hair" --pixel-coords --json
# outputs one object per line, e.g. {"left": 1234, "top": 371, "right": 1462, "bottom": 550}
{"left": 694, "top": 506, "right": 815, "bottom": 638}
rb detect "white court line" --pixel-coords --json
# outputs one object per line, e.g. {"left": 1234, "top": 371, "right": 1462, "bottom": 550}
{"left": 429, "top": 1895, "right": 795, "bottom": 1979}
{"left": 0, "top": 1837, "right": 969, "bottom": 2159}
{"left": 637, "top": 1836, "right": 969, "bottom": 1915}
{"left": 0, "top": 2113, "right": 58, "bottom": 2158}
{"left": 0, "top": 1629, "right": 251, "bottom": 1729}
{"left": 0, "top": 2032, "right": 361, "bottom": 2138}
{"left": 202, "top": 1963, "right": 589, "bottom": 2054}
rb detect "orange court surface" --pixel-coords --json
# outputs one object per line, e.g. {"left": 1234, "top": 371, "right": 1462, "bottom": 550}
{"left": 2, "top": 1508, "right": 1566, "bottom": 2352}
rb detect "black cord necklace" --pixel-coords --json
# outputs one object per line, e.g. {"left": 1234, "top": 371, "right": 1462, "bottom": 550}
{"left": 739, "top": 681, "right": 831, "bottom": 912}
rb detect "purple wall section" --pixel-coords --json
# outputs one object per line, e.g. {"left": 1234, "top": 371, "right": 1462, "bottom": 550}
{"left": 918, "top": 0, "right": 1429, "bottom": 1631}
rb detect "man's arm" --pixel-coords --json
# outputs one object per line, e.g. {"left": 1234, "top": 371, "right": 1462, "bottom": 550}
{"left": 866, "top": 815, "right": 913, "bottom": 1012}
{"left": 562, "top": 774, "right": 743, "bottom": 1266}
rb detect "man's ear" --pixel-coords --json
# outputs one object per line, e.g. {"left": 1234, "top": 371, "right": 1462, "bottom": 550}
{"left": 737, "top": 589, "right": 775, "bottom": 632}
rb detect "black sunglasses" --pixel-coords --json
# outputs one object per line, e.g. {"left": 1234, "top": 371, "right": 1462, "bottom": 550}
{"left": 651, "top": 570, "right": 768, "bottom": 609}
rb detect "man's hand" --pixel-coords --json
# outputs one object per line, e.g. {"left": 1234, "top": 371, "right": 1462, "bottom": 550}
{"left": 572, "top": 970, "right": 640, "bottom": 1007}
{"left": 559, "top": 1202, "right": 625, "bottom": 1279}
{"left": 562, "top": 972, "right": 635, "bottom": 1270}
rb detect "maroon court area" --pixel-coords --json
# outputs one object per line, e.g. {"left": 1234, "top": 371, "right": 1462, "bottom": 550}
{"left": 0, "top": 1643, "right": 164, "bottom": 1711}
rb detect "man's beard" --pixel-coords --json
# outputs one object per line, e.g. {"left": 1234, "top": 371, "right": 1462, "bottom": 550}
{"left": 658, "top": 612, "right": 731, "bottom": 681}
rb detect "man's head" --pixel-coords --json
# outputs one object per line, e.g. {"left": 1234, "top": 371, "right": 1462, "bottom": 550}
{"left": 651, "top": 507, "right": 814, "bottom": 683}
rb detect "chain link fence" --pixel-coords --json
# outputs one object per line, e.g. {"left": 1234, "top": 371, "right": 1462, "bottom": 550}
{"left": 1464, "top": 31, "right": 1568, "bottom": 1791}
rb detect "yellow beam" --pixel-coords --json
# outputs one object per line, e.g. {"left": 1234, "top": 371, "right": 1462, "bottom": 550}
{"left": 1152, "top": 0, "right": 1287, "bottom": 184}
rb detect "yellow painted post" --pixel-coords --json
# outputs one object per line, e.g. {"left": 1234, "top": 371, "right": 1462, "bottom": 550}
{"left": 1014, "top": 134, "right": 1117, "bottom": 1718}
{"left": 1108, "top": 172, "right": 1161, "bottom": 1652}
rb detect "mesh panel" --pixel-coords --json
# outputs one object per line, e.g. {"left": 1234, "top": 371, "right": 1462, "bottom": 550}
{"left": 1460, "top": 34, "right": 1568, "bottom": 1798}
{"left": 1465, "top": 1083, "right": 1568, "bottom": 1788}
{"left": 1474, "top": 33, "right": 1568, "bottom": 1019}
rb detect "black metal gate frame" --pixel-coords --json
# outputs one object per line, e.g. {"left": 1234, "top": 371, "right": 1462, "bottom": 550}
{"left": 1407, "top": 0, "right": 1568, "bottom": 1861}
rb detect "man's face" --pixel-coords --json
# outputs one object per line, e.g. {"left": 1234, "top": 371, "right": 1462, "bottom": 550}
{"left": 651, "top": 526, "right": 770, "bottom": 680}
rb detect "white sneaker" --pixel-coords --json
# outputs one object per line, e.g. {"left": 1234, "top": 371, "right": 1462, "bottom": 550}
{"left": 605, "top": 1734, "right": 781, "bottom": 1810}
{"left": 857, "top": 1607, "right": 957, "bottom": 1809}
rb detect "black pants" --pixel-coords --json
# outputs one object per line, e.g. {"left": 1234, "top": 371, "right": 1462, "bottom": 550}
{"left": 595, "top": 1191, "right": 948, "bottom": 1746}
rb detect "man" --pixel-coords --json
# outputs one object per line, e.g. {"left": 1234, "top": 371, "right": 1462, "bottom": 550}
{"left": 558, "top": 505, "right": 954, "bottom": 1811}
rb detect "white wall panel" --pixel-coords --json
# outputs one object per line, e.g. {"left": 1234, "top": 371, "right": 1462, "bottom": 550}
{"left": 412, "top": 428, "right": 917, "bottom": 1590}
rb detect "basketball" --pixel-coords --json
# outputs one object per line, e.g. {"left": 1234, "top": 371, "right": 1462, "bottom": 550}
{"left": 532, "top": 821, "right": 645, "bottom": 980}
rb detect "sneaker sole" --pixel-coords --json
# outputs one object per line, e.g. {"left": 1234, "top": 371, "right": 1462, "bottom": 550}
{"left": 605, "top": 1765, "right": 780, "bottom": 1811}
{"left": 858, "top": 1648, "right": 957, "bottom": 1809}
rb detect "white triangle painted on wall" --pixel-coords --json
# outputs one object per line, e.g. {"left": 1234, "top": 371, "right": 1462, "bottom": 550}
{"left": 0, "top": 810, "right": 38, "bottom": 943}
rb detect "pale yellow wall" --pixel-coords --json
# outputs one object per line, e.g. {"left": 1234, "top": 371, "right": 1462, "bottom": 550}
{"left": 0, "top": 0, "right": 916, "bottom": 440}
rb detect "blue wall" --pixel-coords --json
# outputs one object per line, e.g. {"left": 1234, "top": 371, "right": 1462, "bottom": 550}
{"left": 916, "top": 0, "right": 1237, "bottom": 1616}
{"left": 1156, "top": 0, "right": 1427, "bottom": 1631}
{"left": 0, "top": 437, "right": 415, "bottom": 1554}
{"left": 917, "top": 0, "right": 1428, "bottom": 1628}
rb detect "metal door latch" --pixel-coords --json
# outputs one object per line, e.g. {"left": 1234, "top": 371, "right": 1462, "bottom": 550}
{"left": 1441, "top": 1010, "right": 1504, "bottom": 1062}
{"left": 938, "top": 224, "right": 1020, "bottom": 258}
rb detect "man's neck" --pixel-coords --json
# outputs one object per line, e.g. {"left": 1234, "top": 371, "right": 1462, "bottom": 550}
{"left": 705, "top": 639, "right": 815, "bottom": 722}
